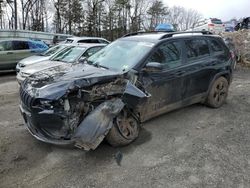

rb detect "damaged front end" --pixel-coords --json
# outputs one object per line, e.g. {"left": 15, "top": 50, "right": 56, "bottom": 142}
{"left": 20, "top": 75, "right": 149, "bottom": 150}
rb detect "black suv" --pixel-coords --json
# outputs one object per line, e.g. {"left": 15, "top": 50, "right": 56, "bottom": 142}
{"left": 19, "top": 31, "right": 234, "bottom": 150}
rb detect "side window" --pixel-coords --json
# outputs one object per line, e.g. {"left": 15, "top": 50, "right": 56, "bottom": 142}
{"left": 185, "top": 39, "right": 209, "bottom": 59}
{"left": 82, "top": 46, "right": 103, "bottom": 57}
{"left": 148, "top": 41, "right": 182, "bottom": 69}
{"left": 90, "top": 39, "right": 100, "bottom": 43}
{"left": 0, "top": 41, "right": 12, "bottom": 51}
{"left": 210, "top": 39, "right": 223, "bottom": 53}
{"left": 13, "top": 41, "right": 29, "bottom": 50}
{"left": 78, "top": 40, "right": 89, "bottom": 43}
{"left": 99, "top": 40, "right": 109, "bottom": 44}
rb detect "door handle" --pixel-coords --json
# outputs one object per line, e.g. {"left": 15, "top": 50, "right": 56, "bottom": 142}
{"left": 7, "top": 52, "right": 14, "bottom": 54}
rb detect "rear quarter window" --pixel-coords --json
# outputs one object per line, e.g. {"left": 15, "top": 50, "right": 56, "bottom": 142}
{"left": 185, "top": 39, "right": 210, "bottom": 59}
{"left": 209, "top": 39, "right": 224, "bottom": 53}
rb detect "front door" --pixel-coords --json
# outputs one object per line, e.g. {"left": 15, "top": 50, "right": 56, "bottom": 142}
{"left": 138, "top": 40, "right": 186, "bottom": 122}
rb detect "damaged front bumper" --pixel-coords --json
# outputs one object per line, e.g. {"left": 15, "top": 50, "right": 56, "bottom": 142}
{"left": 20, "top": 98, "right": 125, "bottom": 150}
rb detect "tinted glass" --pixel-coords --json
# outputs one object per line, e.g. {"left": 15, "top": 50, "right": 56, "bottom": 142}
{"left": 88, "top": 40, "right": 153, "bottom": 71}
{"left": 78, "top": 39, "right": 100, "bottom": 43}
{"left": 185, "top": 39, "right": 209, "bottom": 59}
{"left": 13, "top": 41, "right": 29, "bottom": 50}
{"left": 210, "top": 40, "right": 223, "bottom": 52}
{"left": 148, "top": 41, "right": 182, "bottom": 68}
{"left": 0, "top": 41, "right": 12, "bottom": 51}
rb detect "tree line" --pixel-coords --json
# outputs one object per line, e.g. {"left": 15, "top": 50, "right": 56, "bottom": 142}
{"left": 0, "top": 0, "right": 202, "bottom": 40}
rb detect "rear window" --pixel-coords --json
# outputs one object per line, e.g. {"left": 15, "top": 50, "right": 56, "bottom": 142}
{"left": 65, "top": 39, "right": 74, "bottom": 43}
{"left": 211, "top": 18, "right": 222, "bottom": 24}
{"left": 185, "top": 39, "right": 210, "bottom": 59}
{"left": 210, "top": 39, "right": 224, "bottom": 53}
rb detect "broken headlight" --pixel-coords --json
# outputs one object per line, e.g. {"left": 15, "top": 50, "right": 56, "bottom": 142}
{"left": 39, "top": 99, "right": 54, "bottom": 108}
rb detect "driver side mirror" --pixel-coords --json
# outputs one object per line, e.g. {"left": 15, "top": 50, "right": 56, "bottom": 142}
{"left": 143, "top": 62, "right": 163, "bottom": 72}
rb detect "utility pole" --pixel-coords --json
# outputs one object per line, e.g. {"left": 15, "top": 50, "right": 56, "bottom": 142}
{"left": 14, "top": 0, "right": 17, "bottom": 30}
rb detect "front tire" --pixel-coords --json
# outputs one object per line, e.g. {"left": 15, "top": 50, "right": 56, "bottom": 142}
{"left": 206, "top": 76, "right": 229, "bottom": 108}
{"left": 106, "top": 110, "right": 139, "bottom": 147}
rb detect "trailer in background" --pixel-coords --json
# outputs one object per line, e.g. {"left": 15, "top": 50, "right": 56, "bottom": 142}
{"left": 0, "top": 29, "right": 72, "bottom": 45}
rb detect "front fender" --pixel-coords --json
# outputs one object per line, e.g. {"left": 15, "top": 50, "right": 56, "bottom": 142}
{"left": 73, "top": 98, "right": 124, "bottom": 150}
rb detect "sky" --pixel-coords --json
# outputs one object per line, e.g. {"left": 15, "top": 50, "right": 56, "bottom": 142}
{"left": 163, "top": 0, "right": 250, "bottom": 21}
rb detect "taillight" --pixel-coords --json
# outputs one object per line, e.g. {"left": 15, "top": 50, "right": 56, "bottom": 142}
{"left": 208, "top": 24, "right": 214, "bottom": 27}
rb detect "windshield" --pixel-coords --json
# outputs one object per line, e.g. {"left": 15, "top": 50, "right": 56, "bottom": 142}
{"left": 50, "top": 46, "right": 86, "bottom": 63}
{"left": 41, "top": 45, "right": 65, "bottom": 56}
{"left": 88, "top": 40, "right": 154, "bottom": 71}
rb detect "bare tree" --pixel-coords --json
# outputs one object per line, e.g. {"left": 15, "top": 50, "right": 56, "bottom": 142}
{"left": 166, "top": 6, "right": 202, "bottom": 31}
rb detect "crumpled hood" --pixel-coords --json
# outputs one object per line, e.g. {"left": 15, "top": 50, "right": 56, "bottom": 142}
{"left": 21, "top": 60, "right": 66, "bottom": 75}
{"left": 23, "top": 63, "right": 122, "bottom": 100}
{"left": 19, "top": 55, "right": 50, "bottom": 66}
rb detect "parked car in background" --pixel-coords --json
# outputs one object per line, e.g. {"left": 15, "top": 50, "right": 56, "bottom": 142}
{"left": 224, "top": 23, "right": 235, "bottom": 32}
{"left": 191, "top": 18, "right": 225, "bottom": 34}
{"left": 19, "top": 31, "right": 234, "bottom": 150}
{"left": 0, "top": 39, "right": 48, "bottom": 70}
{"left": 16, "top": 43, "right": 106, "bottom": 84}
{"left": 16, "top": 44, "right": 69, "bottom": 73}
{"left": 62, "top": 37, "right": 110, "bottom": 44}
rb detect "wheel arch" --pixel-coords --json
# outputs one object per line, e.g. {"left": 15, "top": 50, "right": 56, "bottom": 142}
{"left": 207, "top": 70, "right": 232, "bottom": 95}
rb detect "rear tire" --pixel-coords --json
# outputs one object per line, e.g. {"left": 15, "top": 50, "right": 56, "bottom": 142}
{"left": 206, "top": 77, "right": 229, "bottom": 108}
{"left": 106, "top": 110, "right": 139, "bottom": 147}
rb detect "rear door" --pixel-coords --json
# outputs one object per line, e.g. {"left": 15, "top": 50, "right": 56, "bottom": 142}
{"left": 12, "top": 40, "right": 32, "bottom": 63}
{"left": 139, "top": 40, "right": 187, "bottom": 121}
{"left": 0, "top": 41, "right": 16, "bottom": 70}
{"left": 182, "top": 37, "right": 215, "bottom": 102}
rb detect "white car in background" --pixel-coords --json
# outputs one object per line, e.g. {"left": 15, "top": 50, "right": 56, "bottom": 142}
{"left": 191, "top": 18, "right": 225, "bottom": 34}
{"left": 16, "top": 43, "right": 106, "bottom": 84}
{"left": 63, "top": 37, "right": 110, "bottom": 44}
{"left": 16, "top": 44, "right": 69, "bottom": 73}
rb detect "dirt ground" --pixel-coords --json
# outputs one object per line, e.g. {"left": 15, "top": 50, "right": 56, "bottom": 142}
{"left": 0, "top": 66, "right": 250, "bottom": 188}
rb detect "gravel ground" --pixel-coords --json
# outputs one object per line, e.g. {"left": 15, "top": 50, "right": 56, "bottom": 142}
{"left": 0, "top": 67, "right": 250, "bottom": 188}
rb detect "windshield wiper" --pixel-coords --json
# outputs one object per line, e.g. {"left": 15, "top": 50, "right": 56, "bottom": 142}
{"left": 93, "top": 62, "right": 109, "bottom": 69}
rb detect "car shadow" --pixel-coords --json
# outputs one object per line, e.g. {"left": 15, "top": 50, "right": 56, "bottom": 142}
{"left": 84, "top": 127, "right": 152, "bottom": 163}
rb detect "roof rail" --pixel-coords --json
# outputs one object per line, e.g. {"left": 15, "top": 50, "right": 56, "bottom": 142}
{"left": 122, "top": 30, "right": 213, "bottom": 39}
{"left": 159, "top": 31, "right": 213, "bottom": 39}
{"left": 122, "top": 30, "right": 175, "bottom": 37}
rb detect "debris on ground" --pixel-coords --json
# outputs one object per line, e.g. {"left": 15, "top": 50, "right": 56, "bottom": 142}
{"left": 222, "top": 30, "right": 250, "bottom": 66}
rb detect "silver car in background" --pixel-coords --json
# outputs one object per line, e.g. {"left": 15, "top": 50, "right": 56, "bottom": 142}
{"left": 16, "top": 43, "right": 106, "bottom": 84}
{"left": 16, "top": 44, "right": 68, "bottom": 73}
